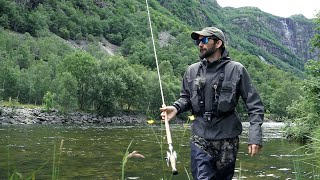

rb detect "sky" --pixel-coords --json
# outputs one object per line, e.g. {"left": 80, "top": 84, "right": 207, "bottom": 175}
{"left": 216, "top": 0, "right": 319, "bottom": 19}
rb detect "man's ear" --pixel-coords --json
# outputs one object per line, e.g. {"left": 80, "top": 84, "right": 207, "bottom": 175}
{"left": 215, "top": 40, "right": 223, "bottom": 48}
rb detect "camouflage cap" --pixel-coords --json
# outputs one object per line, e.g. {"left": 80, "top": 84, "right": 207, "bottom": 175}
{"left": 191, "top": 27, "right": 225, "bottom": 44}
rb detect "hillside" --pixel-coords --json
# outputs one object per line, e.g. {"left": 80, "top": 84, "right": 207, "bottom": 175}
{"left": 157, "top": 0, "right": 319, "bottom": 75}
{"left": 0, "top": 0, "right": 318, "bottom": 119}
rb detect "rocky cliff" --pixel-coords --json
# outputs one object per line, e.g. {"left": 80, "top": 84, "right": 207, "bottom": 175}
{"left": 158, "top": 0, "right": 319, "bottom": 73}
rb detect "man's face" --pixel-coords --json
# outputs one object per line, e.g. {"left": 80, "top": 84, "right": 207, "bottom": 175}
{"left": 197, "top": 35, "right": 218, "bottom": 59}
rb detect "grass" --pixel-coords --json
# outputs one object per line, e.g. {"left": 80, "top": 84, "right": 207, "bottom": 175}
{"left": 0, "top": 100, "right": 41, "bottom": 109}
{"left": 239, "top": 161, "right": 242, "bottom": 180}
{"left": 313, "top": 129, "right": 320, "bottom": 166}
{"left": 184, "top": 167, "right": 191, "bottom": 180}
{"left": 52, "top": 139, "right": 64, "bottom": 180}
{"left": 0, "top": 99, "right": 43, "bottom": 109}
{"left": 289, "top": 129, "right": 320, "bottom": 180}
{"left": 145, "top": 115, "right": 193, "bottom": 179}
{"left": 7, "top": 128, "right": 10, "bottom": 179}
{"left": 121, "top": 139, "right": 134, "bottom": 180}
{"left": 5, "top": 135, "right": 64, "bottom": 180}
{"left": 149, "top": 123, "right": 167, "bottom": 178}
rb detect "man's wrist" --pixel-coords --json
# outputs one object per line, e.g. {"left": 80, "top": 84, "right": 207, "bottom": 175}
{"left": 172, "top": 104, "right": 181, "bottom": 114}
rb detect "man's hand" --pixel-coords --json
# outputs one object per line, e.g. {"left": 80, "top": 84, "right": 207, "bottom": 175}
{"left": 160, "top": 105, "right": 178, "bottom": 121}
{"left": 248, "top": 144, "right": 262, "bottom": 156}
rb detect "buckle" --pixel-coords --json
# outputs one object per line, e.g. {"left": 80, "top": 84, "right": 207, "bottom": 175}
{"left": 203, "top": 112, "right": 213, "bottom": 121}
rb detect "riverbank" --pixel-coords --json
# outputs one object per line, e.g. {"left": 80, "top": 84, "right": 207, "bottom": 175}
{"left": 0, "top": 106, "right": 275, "bottom": 125}
{"left": 0, "top": 106, "right": 146, "bottom": 125}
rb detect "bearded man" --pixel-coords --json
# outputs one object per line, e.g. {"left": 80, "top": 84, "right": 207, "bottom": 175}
{"left": 160, "top": 27, "right": 264, "bottom": 180}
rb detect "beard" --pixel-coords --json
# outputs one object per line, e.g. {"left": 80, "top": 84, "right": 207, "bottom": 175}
{"left": 199, "top": 46, "right": 218, "bottom": 60}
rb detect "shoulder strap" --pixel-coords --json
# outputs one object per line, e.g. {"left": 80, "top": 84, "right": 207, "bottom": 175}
{"left": 217, "top": 62, "right": 227, "bottom": 95}
{"left": 211, "top": 60, "right": 230, "bottom": 113}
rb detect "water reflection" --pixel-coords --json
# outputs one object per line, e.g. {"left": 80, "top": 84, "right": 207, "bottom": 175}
{"left": 0, "top": 122, "right": 317, "bottom": 179}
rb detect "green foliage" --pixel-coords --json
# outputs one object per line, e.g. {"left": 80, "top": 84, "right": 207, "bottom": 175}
{"left": 121, "top": 139, "right": 134, "bottom": 180}
{"left": 58, "top": 51, "right": 97, "bottom": 110}
{"left": 285, "top": 61, "right": 320, "bottom": 141}
{"left": 311, "top": 12, "right": 320, "bottom": 50}
{"left": 285, "top": 12, "right": 320, "bottom": 140}
{"left": 54, "top": 72, "right": 78, "bottom": 113}
{"left": 312, "top": 128, "right": 320, "bottom": 166}
{"left": 118, "top": 65, "right": 145, "bottom": 110}
{"left": 7, "top": 97, "right": 19, "bottom": 116}
{"left": 230, "top": 49, "right": 303, "bottom": 120}
{"left": 43, "top": 91, "right": 55, "bottom": 112}
{"left": 0, "top": 59, "right": 20, "bottom": 100}
{"left": 0, "top": 0, "right": 316, "bottom": 120}
{"left": 268, "top": 80, "right": 302, "bottom": 120}
{"left": 52, "top": 140, "right": 64, "bottom": 180}
{"left": 157, "top": 0, "right": 222, "bottom": 27}
{"left": 94, "top": 55, "right": 127, "bottom": 115}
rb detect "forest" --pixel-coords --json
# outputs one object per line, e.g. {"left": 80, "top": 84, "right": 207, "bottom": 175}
{"left": 0, "top": 0, "right": 319, "bottom": 141}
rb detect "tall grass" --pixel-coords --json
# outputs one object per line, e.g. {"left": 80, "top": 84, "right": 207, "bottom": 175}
{"left": 239, "top": 161, "right": 242, "bottom": 180}
{"left": 312, "top": 128, "right": 320, "bottom": 167}
{"left": 7, "top": 127, "right": 10, "bottom": 179}
{"left": 0, "top": 100, "right": 42, "bottom": 109}
{"left": 6, "top": 136, "right": 64, "bottom": 180}
{"left": 147, "top": 116, "right": 193, "bottom": 179}
{"left": 121, "top": 139, "right": 134, "bottom": 180}
{"left": 52, "top": 139, "right": 64, "bottom": 180}
{"left": 290, "top": 128, "right": 320, "bottom": 179}
{"left": 184, "top": 167, "right": 191, "bottom": 180}
{"left": 149, "top": 124, "right": 167, "bottom": 178}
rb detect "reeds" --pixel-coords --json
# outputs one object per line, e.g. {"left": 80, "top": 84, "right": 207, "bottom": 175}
{"left": 6, "top": 136, "right": 64, "bottom": 180}
{"left": 52, "top": 139, "right": 64, "bottom": 180}
{"left": 121, "top": 139, "right": 134, "bottom": 180}
{"left": 145, "top": 115, "right": 193, "bottom": 179}
{"left": 290, "top": 131, "right": 320, "bottom": 180}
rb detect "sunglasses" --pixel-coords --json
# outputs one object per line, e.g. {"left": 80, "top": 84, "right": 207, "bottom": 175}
{"left": 195, "top": 37, "right": 218, "bottom": 45}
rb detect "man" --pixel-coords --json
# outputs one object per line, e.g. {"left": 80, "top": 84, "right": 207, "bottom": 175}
{"left": 160, "top": 27, "right": 264, "bottom": 180}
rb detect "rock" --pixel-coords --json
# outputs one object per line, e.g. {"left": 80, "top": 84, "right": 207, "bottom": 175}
{"left": 0, "top": 106, "right": 147, "bottom": 125}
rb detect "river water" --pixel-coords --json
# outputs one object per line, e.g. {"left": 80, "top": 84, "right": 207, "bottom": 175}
{"left": 0, "top": 122, "right": 317, "bottom": 179}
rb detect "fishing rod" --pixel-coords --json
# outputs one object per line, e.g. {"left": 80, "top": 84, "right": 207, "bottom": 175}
{"left": 145, "top": 0, "right": 178, "bottom": 175}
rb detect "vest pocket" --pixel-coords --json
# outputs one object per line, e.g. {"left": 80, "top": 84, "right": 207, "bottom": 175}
{"left": 188, "top": 79, "right": 201, "bottom": 113}
{"left": 218, "top": 81, "right": 236, "bottom": 112}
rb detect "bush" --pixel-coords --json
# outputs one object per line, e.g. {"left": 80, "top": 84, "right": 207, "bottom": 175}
{"left": 43, "top": 91, "right": 55, "bottom": 112}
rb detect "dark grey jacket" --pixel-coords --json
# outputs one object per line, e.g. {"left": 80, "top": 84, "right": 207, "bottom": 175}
{"left": 173, "top": 49, "right": 264, "bottom": 145}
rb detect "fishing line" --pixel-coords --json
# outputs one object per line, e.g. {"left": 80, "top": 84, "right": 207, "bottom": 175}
{"left": 145, "top": 0, "right": 178, "bottom": 175}
{"left": 145, "top": 0, "right": 165, "bottom": 105}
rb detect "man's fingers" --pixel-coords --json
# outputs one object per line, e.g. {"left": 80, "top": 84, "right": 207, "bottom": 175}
{"left": 248, "top": 144, "right": 261, "bottom": 156}
{"left": 160, "top": 107, "right": 166, "bottom": 111}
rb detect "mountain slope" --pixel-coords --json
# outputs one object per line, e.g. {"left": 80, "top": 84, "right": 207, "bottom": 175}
{"left": 157, "top": 0, "right": 319, "bottom": 75}
{"left": 0, "top": 0, "right": 314, "bottom": 119}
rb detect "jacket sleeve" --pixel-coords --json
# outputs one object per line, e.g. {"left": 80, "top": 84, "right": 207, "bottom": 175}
{"left": 173, "top": 70, "right": 192, "bottom": 114}
{"left": 239, "top": 66, "right": 264, "bottom": 146}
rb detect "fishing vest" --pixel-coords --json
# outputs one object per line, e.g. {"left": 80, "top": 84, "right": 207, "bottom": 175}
{"left": 192, "top": 59, "right": 234, "bottom": 121}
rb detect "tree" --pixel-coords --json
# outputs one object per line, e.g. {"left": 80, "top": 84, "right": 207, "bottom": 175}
{"left": 0, "top": 59, "right": 20, "bottom": 101}
{"left": 269, "top": 80, "right": 302, "bottom": 120}
{"left": 94, "top": 56, "right": 127, "bottom": 115}
{"left": 118, "top": 66, "right": 145, "bottom": 110}
{"left": 285, "top": 12, "right": 320, "bottom": 141}
{"left": 58, "top": 51, "right": 97, "bottom": 110}
{"left": 27, "top": 61, "right": 54, "bottom": 104}
{"left": 311, "top": 12, "right": 320, "bottom": 50}
{"left": 54, "top": 72, "right": 78, "bottom": 113}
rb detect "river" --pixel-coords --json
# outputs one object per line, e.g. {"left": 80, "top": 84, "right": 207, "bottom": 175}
{"left": 0, "top": 122, "right": 317, "bottom": 179}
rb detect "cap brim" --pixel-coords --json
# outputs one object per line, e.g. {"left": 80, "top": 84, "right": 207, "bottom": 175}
{"left": 191, "top": 31, "right": 212, "bottom": 40}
